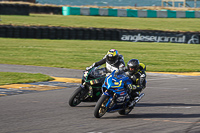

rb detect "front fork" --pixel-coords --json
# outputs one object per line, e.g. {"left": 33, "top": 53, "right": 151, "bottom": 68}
{"left": 104, "top": 90, "right": 116, "bottom": 109}
{"left": 82, "top": 82, "right": 93, "bottom": 99}
{"left": 77, "top": 84, "right": 88, "bottom": 101}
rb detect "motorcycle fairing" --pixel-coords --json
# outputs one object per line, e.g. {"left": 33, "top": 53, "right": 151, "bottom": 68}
{"left": 102, "top": 70, "right": 132, "bottom": 112}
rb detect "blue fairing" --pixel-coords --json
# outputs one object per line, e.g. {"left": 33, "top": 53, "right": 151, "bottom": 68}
{"left": 102, "top": 70, "right": 133, "bottom": 112}
{"left": 102, "top": 70, "right": 132, "bottom": 91}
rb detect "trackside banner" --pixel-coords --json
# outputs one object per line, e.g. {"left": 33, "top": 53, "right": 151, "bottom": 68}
{"left": 120, "top": 31, "right": 199, "bottom": 44}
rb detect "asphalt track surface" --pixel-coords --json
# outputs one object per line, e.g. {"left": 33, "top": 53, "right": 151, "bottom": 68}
{"left": 0, "top": 64, "right": 200, "bottom": 133}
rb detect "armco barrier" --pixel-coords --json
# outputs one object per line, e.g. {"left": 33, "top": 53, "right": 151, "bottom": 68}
{"left": 30, "top": 6, "right": 62, "bottom": 14}
{"left": 0, "top": 4, "right": 62, "bottom": 15}
{"left": 0, "top": 25, "right": 199, "bottom": 44}
{"left": 62, "top": 6, "right": 200, "bottom": 18}
{"left": 0, "top": 4, "right": 29, "bottom": 15}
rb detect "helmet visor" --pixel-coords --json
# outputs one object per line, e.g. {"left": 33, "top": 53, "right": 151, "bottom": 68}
{"left": 129, "top": 67, "right": 135, "bottom": 71}
{"left": 106, "top": 55, "right": 118, "bottom": 64}
{"left": 128, "top": 66, "right": 139, "bottom": 73}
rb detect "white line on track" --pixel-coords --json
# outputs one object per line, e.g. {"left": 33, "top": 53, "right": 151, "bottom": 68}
{"left": 165, "top": 107, "right": 192, "bottom": 109}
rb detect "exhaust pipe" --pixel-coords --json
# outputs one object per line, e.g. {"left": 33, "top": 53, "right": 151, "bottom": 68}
{"left": 135, "top": 93, "right": 145, "bottom": 103}
{"left": 128, "top": 93, "right": 145, "bottom": 107}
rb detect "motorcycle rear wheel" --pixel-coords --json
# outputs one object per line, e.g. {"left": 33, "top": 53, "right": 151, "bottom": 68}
{"left": 118, "top": 106, "right": 134, "bottom": 115}
{"left": 94, "top": 95, "right": 109, "bottom": 118}
{"left": 68, "top": 86, "right": 88, "bottom": 107}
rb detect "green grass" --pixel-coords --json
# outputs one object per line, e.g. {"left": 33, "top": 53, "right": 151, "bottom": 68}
{"left": 0, "top": 14, "right": 200, "bottom": 85}
{"left": 0, "top": 14, "right": 200, "bottom": 31}
{"left": 0, "top": 72, "right": 54, "bottom": 85}
{"left": 0, "top": 38, "right": 200, "bottom": 72}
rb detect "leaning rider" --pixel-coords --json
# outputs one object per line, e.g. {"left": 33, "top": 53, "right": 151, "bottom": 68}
{"left": 86, "top": 49, "right": 125, "bottom": 73}
{"left": 124, "top": 59, "right": 146, "bottom": 107}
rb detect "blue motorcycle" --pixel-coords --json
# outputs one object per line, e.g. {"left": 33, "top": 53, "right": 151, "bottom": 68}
{"left": 94, "top": 70, "right": 145, "bottom": 118}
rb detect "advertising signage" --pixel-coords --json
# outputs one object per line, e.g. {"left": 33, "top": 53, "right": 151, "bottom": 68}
{"left": 120, "top": 31, "right": 199, "bottom": 44}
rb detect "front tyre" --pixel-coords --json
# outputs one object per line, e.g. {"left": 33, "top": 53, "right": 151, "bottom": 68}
{"left": 69, "top": 86, "right": 88, "bottom": 107}
{"left": 94, "top": 95, "right": 109, "bottom": 118}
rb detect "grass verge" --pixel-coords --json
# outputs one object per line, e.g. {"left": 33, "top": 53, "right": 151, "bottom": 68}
{"left": 0, "top": 14, "right": 200, "bottom": 32}
{"left": 0, "top": 14, "right": 200, "bottom": 85}
{"left": 0, "top": 72, "right": 54, "bottom": 85}
{"left": 0, "top": 38, "right": 200, "bottom": 72}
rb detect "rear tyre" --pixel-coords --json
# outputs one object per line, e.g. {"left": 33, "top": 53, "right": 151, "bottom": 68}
{"left": 118, "top": 106, "right": 134, "bottom": 115}
{"left": 94, "top": 95, "right": 109, "bottom": 118}
{"left": 68, "top": 86, "right": 88, "bottom": 107}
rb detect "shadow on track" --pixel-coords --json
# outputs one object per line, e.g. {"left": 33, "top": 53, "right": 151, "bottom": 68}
{"left": 136, "top": 103, "right": 200, "bottom": 107}
{"left": 102, "top": 113, "right": 200, "bottom": 119}
{"left": 72, "top": 102, "right": 200, "bottom": 108}
{"left": 71, "top": 104, "right": 95, "bottom": 107}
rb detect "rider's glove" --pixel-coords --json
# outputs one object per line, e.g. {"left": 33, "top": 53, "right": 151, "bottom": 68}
{"left": 128, "top": 84, "right": 137, "bottom": 90}
{"left": 86, "top": 63, "right": 95, "bottom": 71}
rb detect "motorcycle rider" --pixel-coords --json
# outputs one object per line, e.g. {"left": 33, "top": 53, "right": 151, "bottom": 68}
{"left": 86, "top": 49, "right": 125, "bottom": 73}
{"left": 124, "top": 59, "right": 146, "bottom": 107}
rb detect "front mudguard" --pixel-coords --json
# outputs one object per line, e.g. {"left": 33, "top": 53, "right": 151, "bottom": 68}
{"left": 103, "top": 91, "right": 113, "bottom": 97}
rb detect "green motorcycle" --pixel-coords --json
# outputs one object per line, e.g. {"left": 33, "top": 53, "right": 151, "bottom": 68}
{"left": 69, "top": 66, "right": 106, "bottom": 107}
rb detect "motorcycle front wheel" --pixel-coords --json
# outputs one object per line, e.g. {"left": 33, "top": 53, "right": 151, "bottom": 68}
{"left": 94, "top": 95, "right": 109, "bottom": 118}
{"left": 68, "top": 86, "right": 88, "bottom": 107}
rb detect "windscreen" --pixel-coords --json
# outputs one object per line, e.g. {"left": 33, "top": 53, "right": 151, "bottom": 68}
{"left": 89, "top": 66, "right": 106, "bottom": 79}
{"left": 114, "top": 70, "right": 127, "bottom": 79}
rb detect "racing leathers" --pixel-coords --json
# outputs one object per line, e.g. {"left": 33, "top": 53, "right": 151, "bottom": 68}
{"left": 125, "top": 63, "right": 146, "bottom": 101}
{"left": 86, "top": 54, "right": 125, "bottom": 73}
